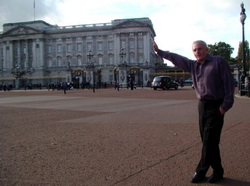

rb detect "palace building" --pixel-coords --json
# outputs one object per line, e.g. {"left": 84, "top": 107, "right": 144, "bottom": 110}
{"left": 0, "top": 18, "right": 157, "bottom": 89}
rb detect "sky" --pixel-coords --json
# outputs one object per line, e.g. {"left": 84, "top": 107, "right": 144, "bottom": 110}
{"left": 0, "top": 0, "right": 249, "bottom": 65}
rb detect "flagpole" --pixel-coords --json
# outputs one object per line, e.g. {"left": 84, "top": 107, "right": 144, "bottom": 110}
{"left": 34, "top": 0, "right": 36, "bottom": 21}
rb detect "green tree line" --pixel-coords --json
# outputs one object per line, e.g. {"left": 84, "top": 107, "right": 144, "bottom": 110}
{"left": 208, "top": 41, "right": 250, "bottom": 71}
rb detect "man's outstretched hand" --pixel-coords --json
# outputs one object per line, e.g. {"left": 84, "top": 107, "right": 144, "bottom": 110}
{"left": 151, "top": 39, "right": 159, "bottom": 52}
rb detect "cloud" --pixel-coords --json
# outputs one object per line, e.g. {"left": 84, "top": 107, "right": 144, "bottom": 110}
{"left": 150, "top": 0, "right": 250, "bottom": 61}
{"left": 0, "top": 0, "right": 62, "bottom": 28}
{"left": 0, "top": 0, "right": 249, "bottom": 65}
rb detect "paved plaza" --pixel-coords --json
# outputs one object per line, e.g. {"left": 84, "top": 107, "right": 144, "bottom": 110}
{"left": 0, "top": 87, "right": 249, "bottom": 185}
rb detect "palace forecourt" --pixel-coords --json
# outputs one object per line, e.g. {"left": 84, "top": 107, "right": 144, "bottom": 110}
{"left": 0, "top": 87, "right": 249, "bottom": 185}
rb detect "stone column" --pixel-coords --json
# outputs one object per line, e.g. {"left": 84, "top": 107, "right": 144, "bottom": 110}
{"left": 135, "top": 33, "right": 138, "bottom": 64}
{"left": 32, "top": 40, "right": 36, "bottom": 68}
{"left": 8, "top": 41, "right": 13, "bottom": 69}
{"left": 39, "top": 38, "right": 45, "bottom": 68}
{"left": 144, "top": 33, "right": 150, "bottom": 64}
{"left": 114, "top": 33, "right": 120, "bottom": 66}
{"left": 25, "top": 40, "right": 28, "bottom": 69}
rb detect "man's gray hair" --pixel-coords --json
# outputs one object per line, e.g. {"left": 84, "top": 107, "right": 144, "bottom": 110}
{"left": 193, "top": 40, "right": 208, "bottom": 48}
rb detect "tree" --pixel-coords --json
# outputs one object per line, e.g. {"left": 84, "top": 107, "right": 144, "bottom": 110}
{"left": 236, "top": 41, "right": 250, "bottom": 71}
{"left": 208, "top": 42, "right": 234, "bottom": 64}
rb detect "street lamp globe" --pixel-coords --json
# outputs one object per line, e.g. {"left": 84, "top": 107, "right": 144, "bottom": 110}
{"left": 240, "top": 3, "right": 246, "bottom": 24}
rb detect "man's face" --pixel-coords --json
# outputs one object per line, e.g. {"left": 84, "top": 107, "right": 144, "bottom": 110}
{"left": 192, "top": 42, "right": 208, "bottom": 63}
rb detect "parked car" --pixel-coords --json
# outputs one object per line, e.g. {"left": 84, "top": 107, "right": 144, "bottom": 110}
{"left": 151, "top": 76, "right": 178, "bottom": 90}
{"left": 184, "top": 78, "right": 193, "bottom": 86}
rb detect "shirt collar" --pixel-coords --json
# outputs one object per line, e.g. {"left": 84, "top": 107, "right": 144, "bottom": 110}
{"left": 206, "top": 54, "right": 212, "bottom": 62}
{"left": 196, "top": 54, "right": 212, "bottom": 65}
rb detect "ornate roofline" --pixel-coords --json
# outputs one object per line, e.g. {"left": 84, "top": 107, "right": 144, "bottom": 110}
{"left": 1, "top": 18, "right": 156, "bottom": 36}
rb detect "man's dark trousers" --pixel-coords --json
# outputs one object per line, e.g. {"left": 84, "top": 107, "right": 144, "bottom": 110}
{"left": 196, "top": 99, "right": 224, "bottom": 176}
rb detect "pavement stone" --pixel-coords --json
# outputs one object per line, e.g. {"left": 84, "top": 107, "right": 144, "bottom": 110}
{"left": 0, "top": 87, "right": 249, "bottom": 185}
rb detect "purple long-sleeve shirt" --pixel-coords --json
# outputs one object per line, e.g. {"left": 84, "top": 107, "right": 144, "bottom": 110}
{"left": 157, "top": 49, "right": 235, "bottom": 111}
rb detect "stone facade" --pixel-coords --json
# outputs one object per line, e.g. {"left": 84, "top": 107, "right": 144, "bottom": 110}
{"left": 0, "top": 18, "right": 157, "bottom": 89}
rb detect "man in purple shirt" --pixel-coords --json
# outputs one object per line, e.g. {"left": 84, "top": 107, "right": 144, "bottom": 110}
{"left": 153, "top": 40, "right": 235, "bottom": 183}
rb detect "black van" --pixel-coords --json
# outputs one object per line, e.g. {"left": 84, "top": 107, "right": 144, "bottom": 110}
{"left": 151, "top": 76, "right": 178, "bottom": 90}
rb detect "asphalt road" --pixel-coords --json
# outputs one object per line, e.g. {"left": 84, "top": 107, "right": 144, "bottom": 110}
{"left": 0, "top": 87, "right": 249, "bottom": 185}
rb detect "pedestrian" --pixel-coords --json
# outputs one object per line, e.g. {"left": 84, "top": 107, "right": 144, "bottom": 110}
{"left": 244, "top": 76, "right": 249, "bottom": 89}
{"left": 63, "top": 82, "right": 67, "bottom": 94}
{"left": 153, "top": 40, "right": 235, "bottom": 183}
{"left": 179, "top": 77, "right": 184, "bottom": 87}
{"left": 3, "top": 84, "right": 7, "bottom": 91}
{"left": 130, "top": 80, "right": 134, "bottom": 90}
{"left": 117, "top": 81, "right": 119, "bottom": 91}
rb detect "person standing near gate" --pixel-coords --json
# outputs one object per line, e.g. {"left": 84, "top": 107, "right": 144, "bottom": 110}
{"left": 153, "top": 40, "right": 235, "bottom": 183}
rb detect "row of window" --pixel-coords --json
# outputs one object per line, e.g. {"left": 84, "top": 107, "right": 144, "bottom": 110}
{"left": 0, "top": 47, "right": 145, "bottom": 68}
{"left": 0, "top": 38, "right": 144, "bottom": 60}
{"left": 0, "top": 38, "right": 145, "bottom": 69}
{"left": 47, "top": 53, "right": 145, "bottom": 68}
{"left": 47, "top": 39, "right": 144, "bottom": 54}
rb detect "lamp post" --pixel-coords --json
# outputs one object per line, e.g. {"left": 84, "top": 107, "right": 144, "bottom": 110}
{"left": 87, "top": 50, "right": 95, "bottom": 93}
{"left": 240, "top": 2, "right": 247, "bottom": 95}
{"left": 124, "top": 61, "right": 129, "bottom": 89}
{"left": 140, "top": 69, "right": 143, "bottom": 89}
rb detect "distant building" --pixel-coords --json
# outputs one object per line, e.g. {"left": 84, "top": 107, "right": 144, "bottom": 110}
{"left": 0, "top": 18, "right": 157, "bottom": 89}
